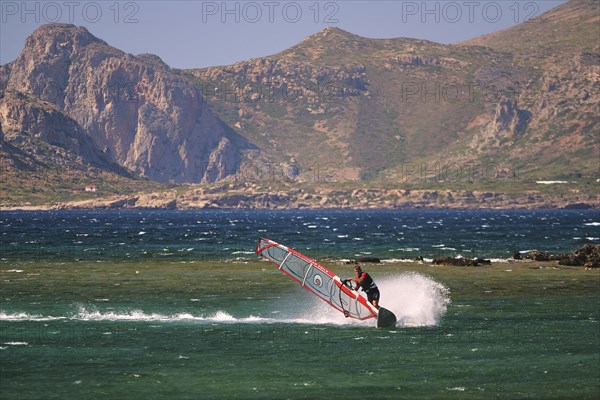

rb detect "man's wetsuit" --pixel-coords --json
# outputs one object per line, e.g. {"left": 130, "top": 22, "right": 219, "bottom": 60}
{"left": 356, "top": 271, "right": 380, "bottom": 304}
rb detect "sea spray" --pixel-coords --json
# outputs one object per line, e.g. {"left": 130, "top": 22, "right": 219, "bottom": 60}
{"left": 377, "top": 272, "right": 450, "bottom": 327}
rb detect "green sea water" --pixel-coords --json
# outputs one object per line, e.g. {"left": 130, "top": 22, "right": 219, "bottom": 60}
{"left": 1, "top": 260, "right": 598, "bottom": 399}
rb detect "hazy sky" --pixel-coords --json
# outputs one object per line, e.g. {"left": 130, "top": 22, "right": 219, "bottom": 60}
{"left": 1, "top": 0, "right": 567, "bottom": 69}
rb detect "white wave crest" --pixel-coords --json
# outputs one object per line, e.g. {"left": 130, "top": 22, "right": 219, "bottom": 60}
{"left": 72, "top": 307, "right": 271, "bottom": 323}
{"left": 0, "top": 311, "right": 65, "bottom": 321}
{"left": 1, "top": 308, "right": 273, "bottom": 323}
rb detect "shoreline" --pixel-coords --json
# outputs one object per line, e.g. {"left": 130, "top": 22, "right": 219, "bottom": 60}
{"left": 2, "top": 183, "right": 598, "bottom": 211}
{"left": 1, "top": 199, "right": 598, "bottom": 211}
{"left": 2, "top": 204, "right": 597, "bottom": 211}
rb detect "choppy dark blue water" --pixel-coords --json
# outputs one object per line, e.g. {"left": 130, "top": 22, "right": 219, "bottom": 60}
{"left": 1, "top": 209, "right": 599, "bottom": 261}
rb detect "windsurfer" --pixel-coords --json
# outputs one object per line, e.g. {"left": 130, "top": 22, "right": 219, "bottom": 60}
{"left": 347, "top": 264, "right": 380, "bottom": 309}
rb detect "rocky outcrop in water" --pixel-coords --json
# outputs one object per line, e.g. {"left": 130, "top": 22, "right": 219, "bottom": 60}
{"left": 432, "top": 257, "right": 491, "bottom": 266}
{"left": 525, "top": 250, "right": 551, "bottom": 262}
{"left": 555, "top": 244, "right": 600, "bottom": 268}
{"left": 525, "top": 244, "right": 600, "bottom": 268}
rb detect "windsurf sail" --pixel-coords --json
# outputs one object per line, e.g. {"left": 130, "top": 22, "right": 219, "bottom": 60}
{"left": 256, "top": 238, "right": 380, "bottom": 321}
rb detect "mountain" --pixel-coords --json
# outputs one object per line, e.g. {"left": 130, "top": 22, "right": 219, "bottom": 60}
{"left": 189, "top": 27, "right": 501, "bottom": 180}
{"left": 187, "top": 0, "right": 598, "bottom": 183}
{"left": 458, "top": 0, "right": 599, "bottom": 178}
{"left": 1, "top": 1, "right": 598, "bottom": 207}
{"left": 460, "top": 0, "right": 598, "bottom": 66}
{"left": 0, "top": 23, "right": 253, "bottom": 186}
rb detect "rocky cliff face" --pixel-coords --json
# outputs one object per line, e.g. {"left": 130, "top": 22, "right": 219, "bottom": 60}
{"left": 0, "top": 90, "right": 107, "bottom": 165}
{"left": 472, "top": 98, "right": 532, "bottom": 148}
{"left": 460, "top": 0, "right": 599, "bottom": 178}
{"left": 2, "top": 23, "right": 250, "bottom": 183}
{"left": 192, "top": 57, "right": 369, "bottom": 116}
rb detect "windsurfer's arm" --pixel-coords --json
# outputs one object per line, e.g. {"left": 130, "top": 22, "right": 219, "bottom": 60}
{"left": 351, "top": 273, "right": 366, "bottom": 285}
{"left": 349, "top": 273, "right": 365, "bottom": 290}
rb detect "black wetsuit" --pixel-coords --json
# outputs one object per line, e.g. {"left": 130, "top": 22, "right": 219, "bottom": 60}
{"left": 357, "top": 271, "right": 380, "bottom": 304}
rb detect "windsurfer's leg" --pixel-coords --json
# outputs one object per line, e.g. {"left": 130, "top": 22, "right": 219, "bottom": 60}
{"left": 371, "top": 289, "right": 380, "bottom": 309}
